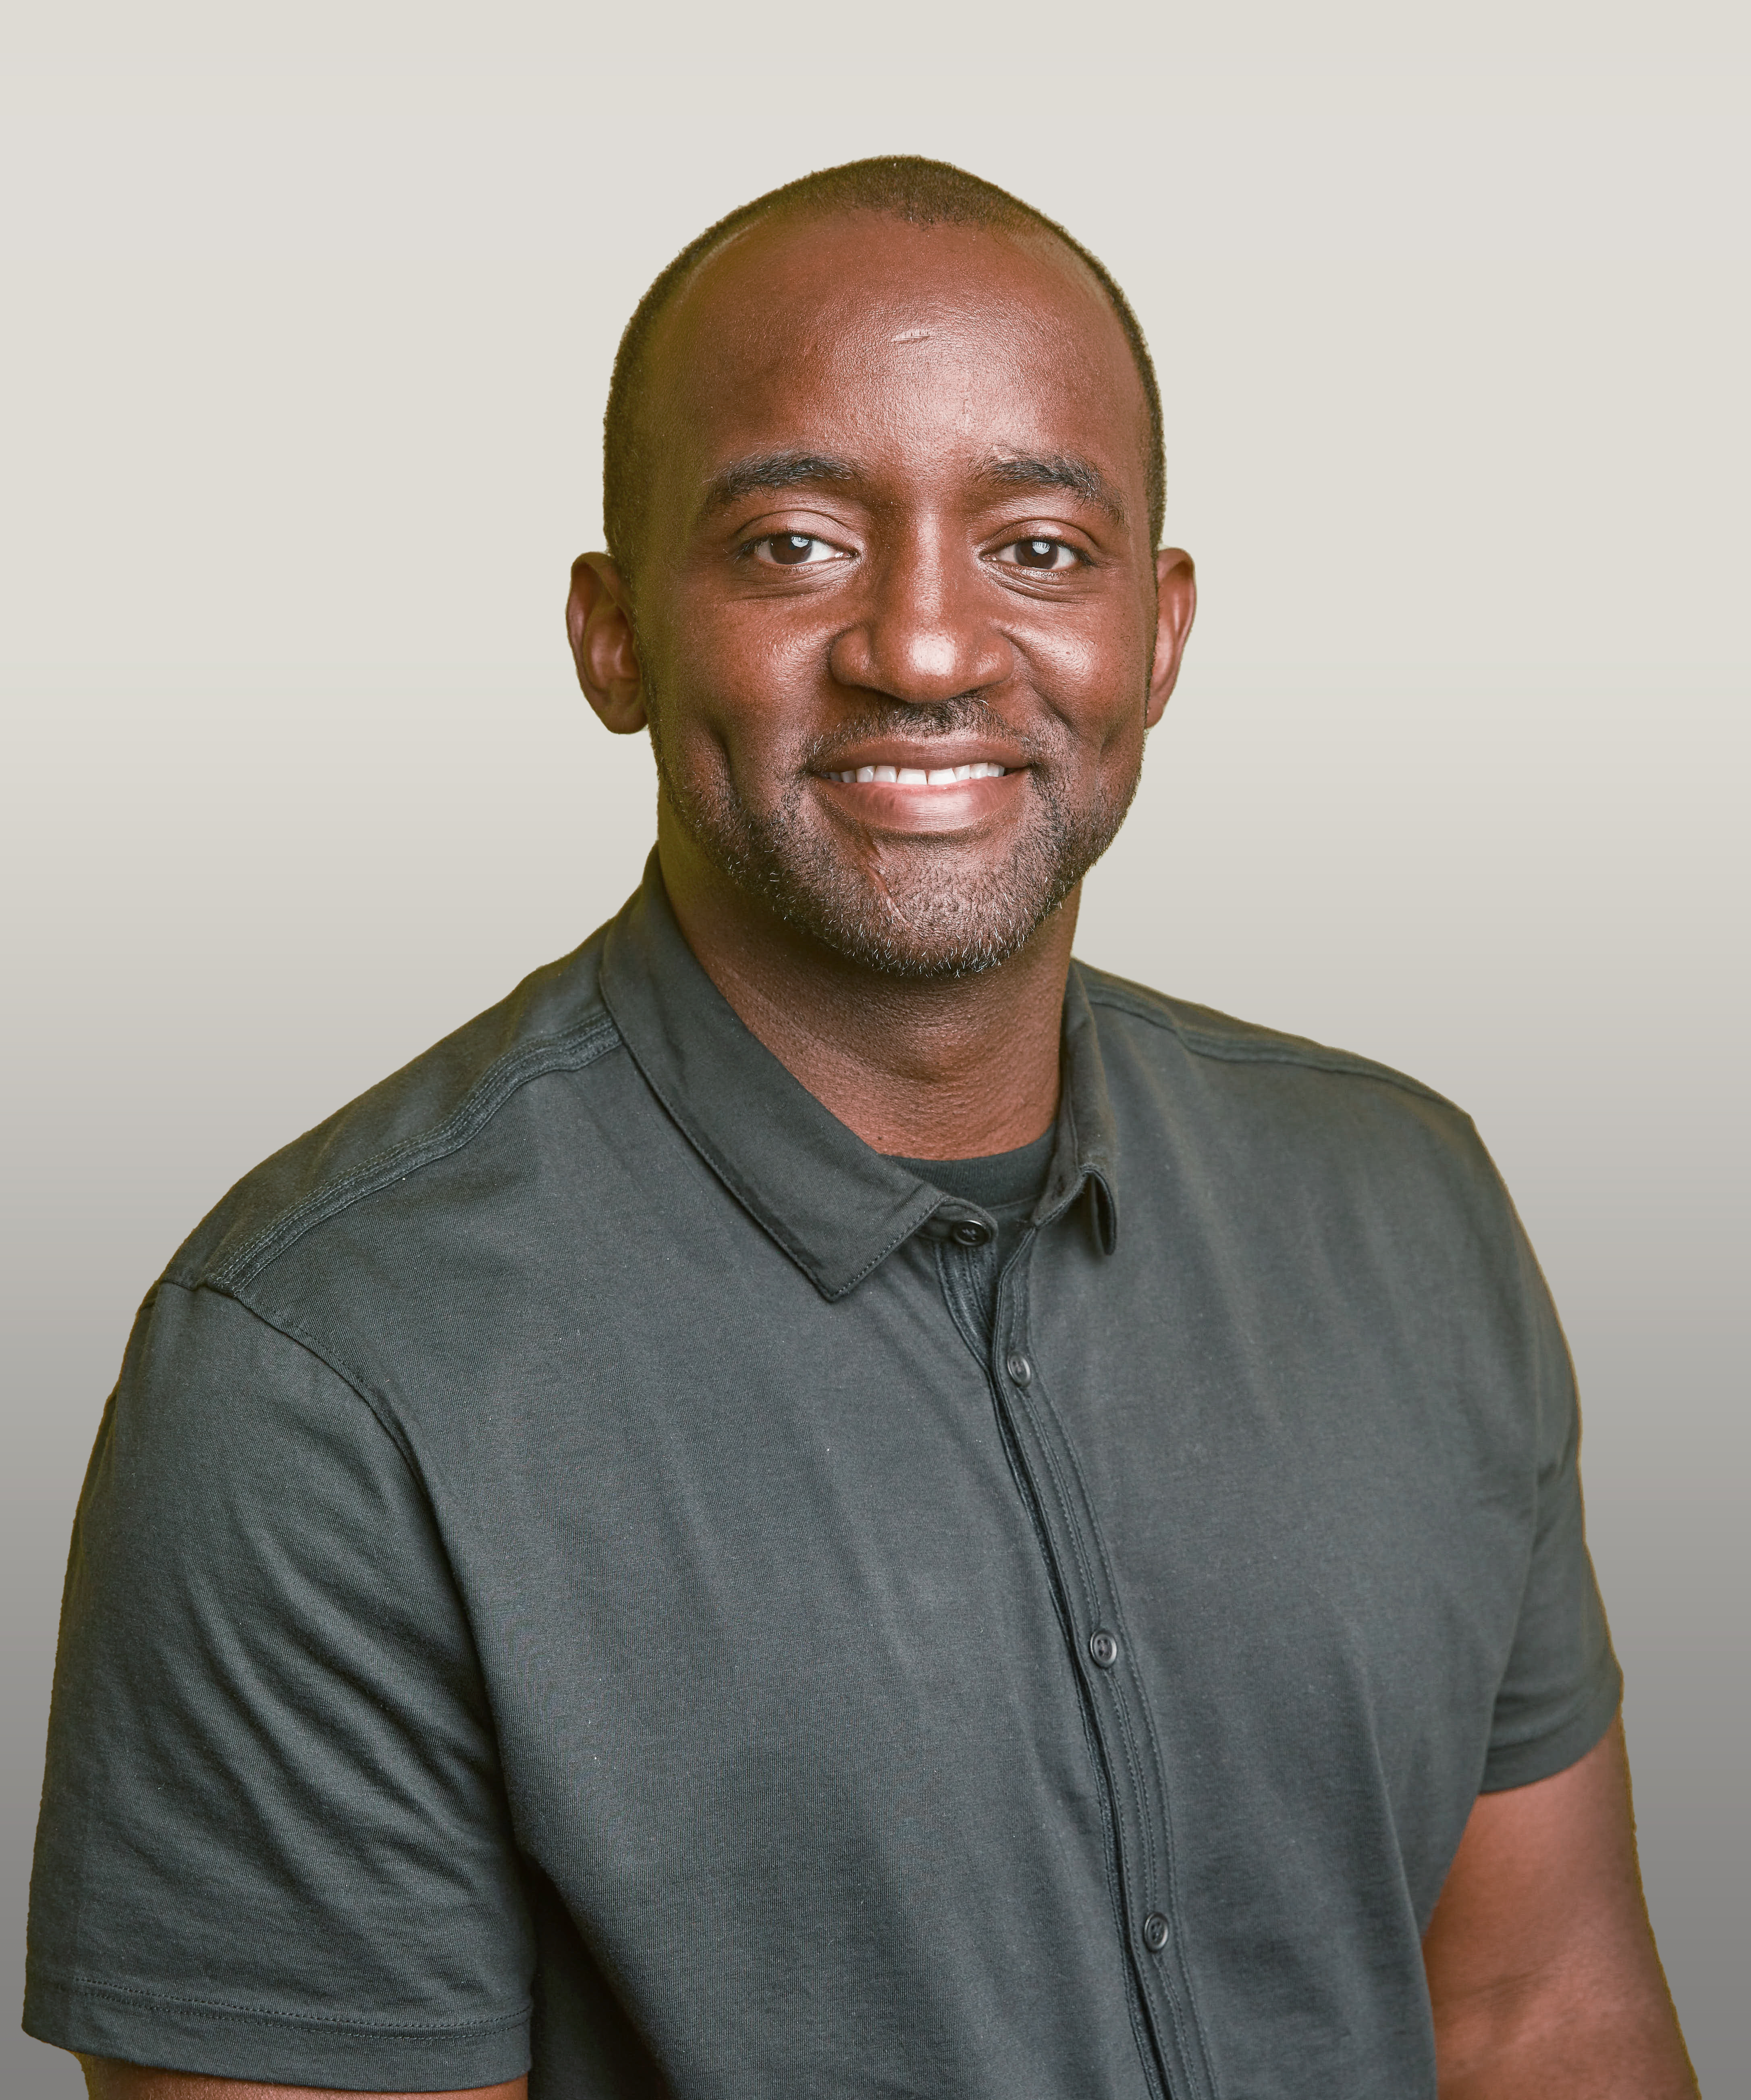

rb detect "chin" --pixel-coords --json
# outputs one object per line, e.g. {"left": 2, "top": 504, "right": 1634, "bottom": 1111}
{"left": 780, "top": 902, "right": 1054, "bottom": 980}
{"left": 738, "top": 830, "right": 1095, "bottom": 979}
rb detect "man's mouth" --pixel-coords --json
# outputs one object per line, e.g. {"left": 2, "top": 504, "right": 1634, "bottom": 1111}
{"left": 823, "top": 761, "right": 1011, "bottom": 787}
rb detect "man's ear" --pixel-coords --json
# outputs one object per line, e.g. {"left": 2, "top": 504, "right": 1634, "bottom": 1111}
{"left": 567, "top": 554, "right": 648, "bottom": 734}
{"left": 1145, "top": 547, "right": 1196, "bottom": 728}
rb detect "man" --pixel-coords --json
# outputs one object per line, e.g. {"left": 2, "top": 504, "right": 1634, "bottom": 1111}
{"left": 27, "top": 157, "right": 1694, "bottom": 2099}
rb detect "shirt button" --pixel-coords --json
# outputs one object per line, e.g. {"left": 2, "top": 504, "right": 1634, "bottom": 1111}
{"left": 1142, "top": 1913, "right": 1171, "bottom": 1952}
{"left": 1088, "top": 1629, "right": 1120, "bottom": 1669}
{"left": 1005, "top": 1351, "right": 1032, "bottom": 1386}
{"left": 951, "top": 1220, "right": 990, "bottom": 1246}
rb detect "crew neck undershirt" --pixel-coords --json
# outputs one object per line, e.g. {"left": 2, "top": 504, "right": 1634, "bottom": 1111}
{"left": 884, "top": 1125, "right": 1056, "bottom": 1212}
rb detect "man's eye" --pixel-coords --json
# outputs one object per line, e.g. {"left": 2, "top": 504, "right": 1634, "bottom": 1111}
{"left": 998, "top": 537, "right": 1080, "bottom": 571}
{"left": 754, "top": 533, "right": 840, "bottom": 566}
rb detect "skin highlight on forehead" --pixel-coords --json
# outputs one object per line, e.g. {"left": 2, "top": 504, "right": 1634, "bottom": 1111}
{"left": 661, "top": 208, "right": 1135, "bottom": 381}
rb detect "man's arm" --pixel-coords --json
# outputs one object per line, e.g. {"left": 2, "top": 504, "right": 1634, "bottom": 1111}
{"left": 79, "top": 2063, "right": 526, "bottom": 2100}
{"left": 1422, "top": 1713, "right": 1696, "bottom": 2097}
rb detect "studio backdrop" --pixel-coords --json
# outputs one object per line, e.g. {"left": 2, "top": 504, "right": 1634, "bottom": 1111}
{"left": 3, "top": 4, "right": 1745, "bottom": 2091}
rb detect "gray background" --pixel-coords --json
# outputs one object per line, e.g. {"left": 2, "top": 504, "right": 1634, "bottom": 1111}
{"left": 4, "top": 2, "right": 1745, "bottom": 2090}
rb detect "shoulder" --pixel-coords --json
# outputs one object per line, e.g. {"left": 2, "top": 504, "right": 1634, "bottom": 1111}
{"left": 1075, "top": 964, "right": 1544, "bottom": 1314}
{"left": 168, "top": 925, "right": 625, "bottom": 1297}
{"left": 1077, "top": 961, "right": 1457, "bottom": 1110}
{"left": 1074, "top": 960, "right": 1502, "bottom": 1212}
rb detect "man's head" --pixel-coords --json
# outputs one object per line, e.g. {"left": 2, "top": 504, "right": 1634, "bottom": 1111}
{"left": 568, "top": 156, "right": 1194, "bottom": 981}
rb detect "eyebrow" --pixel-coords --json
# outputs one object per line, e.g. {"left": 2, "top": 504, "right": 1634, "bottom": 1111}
{"left": 695, "top": 445, "right": 1128, "bottom": 526}
{"left": 700, "top": 451, "right": 861, "bottom": 516}
{"left": 983, "top": 453, "right": 1127, "bottom": 524}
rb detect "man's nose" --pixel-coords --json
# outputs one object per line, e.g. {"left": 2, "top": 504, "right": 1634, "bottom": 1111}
{"left": 827, "top": 541, "right": 1013, "bottom": 705}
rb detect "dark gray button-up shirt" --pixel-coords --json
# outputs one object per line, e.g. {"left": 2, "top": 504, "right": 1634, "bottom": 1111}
{"left": 26, "top": 855, "right": 1620, "bottom": 2099}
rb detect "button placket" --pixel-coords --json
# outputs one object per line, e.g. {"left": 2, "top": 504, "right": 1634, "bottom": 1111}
{"left": 984, "top": 1280, "right": 1211, "bottom": 2100}
{"left": 929, "top": 1207, "right": 1009, "bottom": 1368}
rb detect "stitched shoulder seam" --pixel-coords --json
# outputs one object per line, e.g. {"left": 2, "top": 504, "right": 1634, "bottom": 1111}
{"left": 1085, "top": 982, "right": 1455, "bottom": 1108}
{"left": 201, "top": 1012, "right": 623, "bottom": 1291}
{"left": 160, "top": 1277, "right": 423, "bottom": 1474}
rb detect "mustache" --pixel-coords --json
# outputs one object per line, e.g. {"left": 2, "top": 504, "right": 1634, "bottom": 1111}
{"left": 800, "top": 698, "right": 1043, "bottom": 770}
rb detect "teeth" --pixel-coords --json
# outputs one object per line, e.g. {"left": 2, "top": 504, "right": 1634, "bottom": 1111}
{"left": 828, "top": 762, "right": 1010, "bottom": 785}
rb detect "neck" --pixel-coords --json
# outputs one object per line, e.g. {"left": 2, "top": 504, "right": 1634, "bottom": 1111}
{"left": 656, "top": 823, "right": 1073, "bottom": 1161}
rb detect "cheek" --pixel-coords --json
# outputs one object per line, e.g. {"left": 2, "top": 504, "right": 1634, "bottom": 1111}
{"left": 646, "top": 615, "right": 818, "bottom": 796}
{"left": 1025, "top": 617, "right": 1151, "bottom": 751}
{"left": 670, "top": 584, "right": 825, "bottom": 709}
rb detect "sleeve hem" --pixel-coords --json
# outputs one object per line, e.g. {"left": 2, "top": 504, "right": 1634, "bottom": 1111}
{"left": 1479, "top": 1660, "right": 1623, "bottom": 1794}
{"left": 22, "top": 1971, "right": 532, "bottom": 2092}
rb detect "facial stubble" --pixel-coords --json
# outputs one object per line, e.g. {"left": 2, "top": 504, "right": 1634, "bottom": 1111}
{"left": 646, "top": 685, "right": 1142, "bottom": 980}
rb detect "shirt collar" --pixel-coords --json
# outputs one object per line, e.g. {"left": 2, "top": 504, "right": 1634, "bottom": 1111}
{"left": 599, "top": 852, "right": 1120, "bottom": 1301}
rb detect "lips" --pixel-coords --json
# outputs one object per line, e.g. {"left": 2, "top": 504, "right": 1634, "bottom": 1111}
{"left": 808, "top": 749, "right": 1025, "bottom": 834}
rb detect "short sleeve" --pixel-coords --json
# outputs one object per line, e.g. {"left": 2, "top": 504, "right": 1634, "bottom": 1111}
{"left": 1480, "top": 1209, "right": 1623, "bottom": 1792}
{"left": 24, "top": 1281, "right": 534, "bottom": 2089}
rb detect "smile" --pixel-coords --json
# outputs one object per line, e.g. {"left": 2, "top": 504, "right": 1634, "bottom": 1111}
{"left": 825, "top": 762, "right": 1010, "bottom": 786}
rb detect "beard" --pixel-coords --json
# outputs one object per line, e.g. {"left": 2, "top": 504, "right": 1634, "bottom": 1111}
{"left": 647, "top": 689, "right": 1140, "bottom": 980}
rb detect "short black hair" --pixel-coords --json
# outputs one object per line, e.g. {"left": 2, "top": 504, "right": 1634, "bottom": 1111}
{"left": 602, "top": 155, "right": 1166, "bottom": 579}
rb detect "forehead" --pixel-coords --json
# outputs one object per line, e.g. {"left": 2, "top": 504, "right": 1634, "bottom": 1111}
{"left": 640, "top": 209, "right": 1151, "bottom": 514}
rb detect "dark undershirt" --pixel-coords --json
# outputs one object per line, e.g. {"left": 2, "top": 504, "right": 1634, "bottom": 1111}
{"left": 886, "top": 1125, "right": 1056, "bottom": 1271}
